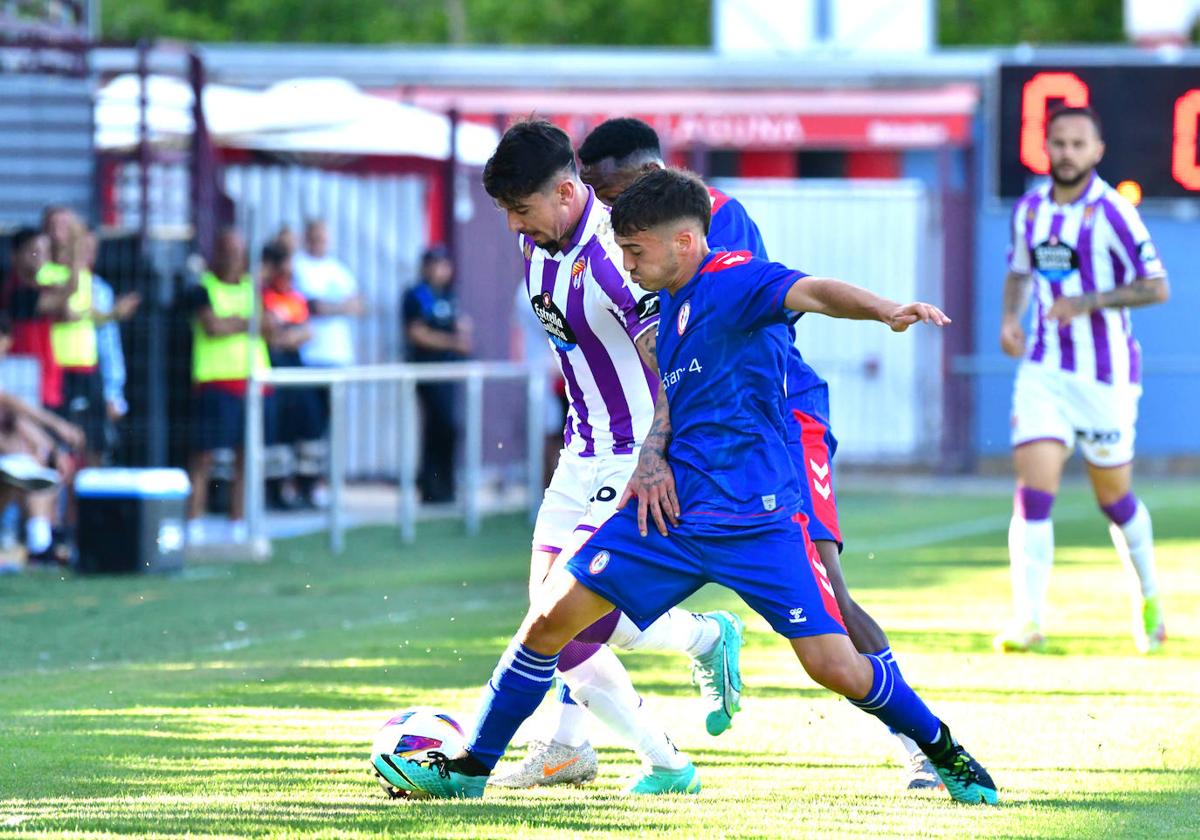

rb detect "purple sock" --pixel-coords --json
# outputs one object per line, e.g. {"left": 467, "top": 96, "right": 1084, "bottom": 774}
{"left": 574, "top": 609, "right": 621, "bottom": 644}
{"left": 1101, "top": 493, "right": 1138, "bottom": 527}
{"left": 1015, "top": 487, "right": 1055, "bottom": 521}
{"left": 557, "top": 639, "right": 601, "bottom": 671}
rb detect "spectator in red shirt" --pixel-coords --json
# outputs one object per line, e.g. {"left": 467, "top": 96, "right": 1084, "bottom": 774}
{"left": 3, "top": 227, "right": 71, "bottom": 409}
{"left": 260, "top": 241, "right": 322, "bottom": 510}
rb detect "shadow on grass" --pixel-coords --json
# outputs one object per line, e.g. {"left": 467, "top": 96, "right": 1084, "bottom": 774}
{"left": 4, "top": 770, "right": 1199, "bottom": 838}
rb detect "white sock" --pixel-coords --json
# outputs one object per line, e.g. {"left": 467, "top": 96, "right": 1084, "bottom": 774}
{"left": 550, "top": 696, "right": 590, "bottom": 747}
{"left": 1110, "top": 501, "right": 1158, "bottom": 599}
{"left": 1008, "top": 515, "right": 1054, "bottom": 627}
{"left": 895, "top": 732, "right": 925, "bottom": 761}
{"left": 25, "top": 517, "right": 52, "bottom": 554}
{"left": 607, "top": 609, "right": 721, "bottom": 657}
{"left": 559, "top": 645, "right": 687, "bottom": 770}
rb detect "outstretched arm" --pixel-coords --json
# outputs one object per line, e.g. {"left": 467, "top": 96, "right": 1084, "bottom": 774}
{"left": 618, "top": 328, "right": 680, "bottom": 538}
{"left": 784, "top": 276, "right": 950, "bottom": 332}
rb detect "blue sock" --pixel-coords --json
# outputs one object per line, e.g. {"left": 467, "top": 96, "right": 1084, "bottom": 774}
{"left": 872, "top": 646, "right": 905, "bottom": 737}
{"left": 850, "top": 653, "right": 940, "bottom": 746}
{"left": 558, "top": 682, "right": 577, "bottom": 705}
{"left": 467, "top": 643, "right": 559, "bottom": 770}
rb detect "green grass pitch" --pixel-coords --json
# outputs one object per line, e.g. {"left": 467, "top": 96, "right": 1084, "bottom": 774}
{"left": 1, "top": 480, "right": 1197, "bottom": 838}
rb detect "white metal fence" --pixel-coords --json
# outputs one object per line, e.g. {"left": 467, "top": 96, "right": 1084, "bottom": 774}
{"left": 242, "top": 361, "right": 544, "bottom": 556}
{"left": 712, "top": 177, "right": 942, "bottom": 462}
{"left": 225, "top": 165, "right": 430, "bottom": 478}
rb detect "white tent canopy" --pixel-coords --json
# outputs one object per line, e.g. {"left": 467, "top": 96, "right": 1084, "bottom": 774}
{"left": 95, "top": 75, "right": 499, "bottom": 166}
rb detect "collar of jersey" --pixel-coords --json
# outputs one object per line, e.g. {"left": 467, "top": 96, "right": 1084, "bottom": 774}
{"left": 671, "top": 250, "right": 721, "bottom": 298}
{"left": 559, "top": 185, "right": 598, "bottom": 254}
{"left": 1043, "top": 171, "right": 1101, "bottom": 208}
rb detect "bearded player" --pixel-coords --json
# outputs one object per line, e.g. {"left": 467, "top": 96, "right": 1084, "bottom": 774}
{"left": 996, "top": 106, "right": 1169, "bottom": 654}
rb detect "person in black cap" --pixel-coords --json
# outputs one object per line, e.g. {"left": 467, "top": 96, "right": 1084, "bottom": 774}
{"left": 402, "top": 245, "right": 472, "bottom": 503}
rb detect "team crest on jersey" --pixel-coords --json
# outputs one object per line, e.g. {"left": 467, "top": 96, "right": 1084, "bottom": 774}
{"left": 589, "top": 551, "right": 610, "bottom": 574}
{"left": 571, "top": 257, "right": 587, "bottom": 289}
{"left": 531, "top": 292, "right": 578, "bottom": 351}
{"left": 676, "top": 300, "right": 692, "bottom": 335}
{"left": 1082, "top": 205, "right": 1096, "bottom": 227}
{"left": 522, "top": 239, "right": 533, "bottom": 261}
{"left": 1033, "top": 235, "right": 1078, "bottom": 283}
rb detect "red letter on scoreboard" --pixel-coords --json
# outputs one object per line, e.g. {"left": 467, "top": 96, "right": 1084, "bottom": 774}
{"left": 1173, "top": 89, "right": 1200, "bottom": 191}
{"left": 1020, "top": 72, "right": 1090, "bottom": 174}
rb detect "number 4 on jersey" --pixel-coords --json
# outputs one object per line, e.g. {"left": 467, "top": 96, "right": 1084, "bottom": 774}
{"left": 689, "top": 358, "right": 703, "bottom": 373}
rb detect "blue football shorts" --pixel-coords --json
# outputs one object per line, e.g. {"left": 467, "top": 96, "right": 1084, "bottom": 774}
{"left": 566, "top": 505, "right": 847, "bottom": 639}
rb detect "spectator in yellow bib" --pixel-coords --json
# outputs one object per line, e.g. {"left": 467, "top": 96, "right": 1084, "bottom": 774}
{"left": 184, "top": 228, "right": 278, "bottom": 545}
{"left": 37, "top": 208, "right": 138, "bottom": 466}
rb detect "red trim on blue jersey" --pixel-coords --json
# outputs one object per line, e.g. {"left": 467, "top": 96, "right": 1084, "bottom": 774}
{"left": 792, "top": 409, "right": 842, "bottom": 542}
{"left": 700, "top": 251, "right": 755, "bottom": 274}
{"left": 707, "top": 186, "right": 731, "bottom": 215}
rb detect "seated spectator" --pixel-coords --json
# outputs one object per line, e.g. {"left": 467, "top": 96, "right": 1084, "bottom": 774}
{"left": 184, "top": 228, "right": 277, "bottom": 545}
{"left": 0, "top": 314, "right": 85, "bottom": 570}
{"left": 402, "top": 245, "right": 471, "bottom": 503}
{"left": 260, "top": 242, "right": 323, "bottom": 510}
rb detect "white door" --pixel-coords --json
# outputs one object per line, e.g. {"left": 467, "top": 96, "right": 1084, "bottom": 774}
{"left": 712, "top": 178, "right": 942, "bottom": 463}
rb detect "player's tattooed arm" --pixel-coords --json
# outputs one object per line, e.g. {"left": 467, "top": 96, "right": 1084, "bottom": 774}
{"left": 1000, "top": 271, "right": 1032, "bottom": 358}
{"left": 633, "top": 327, "right": 660, "bottom": 375}
{"left": 1002, "top": 271, "right": 1032, "bottom": 319}
{"left": 621, "top": 328, "right": 680, "bottom": 537}
{"left": 633, "top": 329, "right": 671, "bottom": 458}
{"left": 1048, "top": 276, "right": 1170, "bottom": 323}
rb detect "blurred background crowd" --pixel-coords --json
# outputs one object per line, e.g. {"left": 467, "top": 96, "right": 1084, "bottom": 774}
{"left": 1, "top": 0, "right": 1197, "bottom": 572}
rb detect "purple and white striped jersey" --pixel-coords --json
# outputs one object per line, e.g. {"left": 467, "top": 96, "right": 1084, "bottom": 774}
{"left": 522, "top": 186, "right": 660, "bottom": 457}
{"left": 1008, "top": 173, "right": 1165, "bottom": 385}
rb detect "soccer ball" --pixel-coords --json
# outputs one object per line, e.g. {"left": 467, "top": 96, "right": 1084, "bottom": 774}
{"left": 369, "top": 707, "right": 467, "bottom": 798}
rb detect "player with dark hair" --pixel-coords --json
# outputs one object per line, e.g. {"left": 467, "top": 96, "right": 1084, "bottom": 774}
{"left": 579, "top": 118, "right": 764, "bottom": 254}
{"left": 472, "top": 119, "right": 746, "bottom": 795}
{"left": 996, "top": 105, "right": 1170, "bottom": 654}
{"left": 578, "top": 116, "right": 942, "bottom": 788}
{"left": 387, "top": 167, "right": 998, "bottom": 805}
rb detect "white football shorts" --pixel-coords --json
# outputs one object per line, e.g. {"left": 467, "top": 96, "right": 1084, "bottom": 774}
{"left": 1010, "top": 361, "right": 1140, "bottom": 468}
{"left": 532, "top": 447, "right": 638, "bottom": 561}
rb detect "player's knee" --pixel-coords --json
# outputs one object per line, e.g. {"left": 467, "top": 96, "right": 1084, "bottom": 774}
{"left": 519, "top": 607, "right": 573, "bottom": 654}
{"left": 799, "top": 649, "right": 870, "bottom": 698}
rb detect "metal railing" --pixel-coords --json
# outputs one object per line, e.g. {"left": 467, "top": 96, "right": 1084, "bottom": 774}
{"left": 243, "top": 361, "right": 545, "bottom": 556}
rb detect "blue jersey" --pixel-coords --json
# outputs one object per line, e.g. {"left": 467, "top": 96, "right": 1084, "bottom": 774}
{"left": 707, "top": 188, "right": 768, "bottom": 260}
{"left": 656, "top": 250, "right": 806, "bottom": 531}
{"left": 707, "top": 187, "right": 825, "bottom": 400}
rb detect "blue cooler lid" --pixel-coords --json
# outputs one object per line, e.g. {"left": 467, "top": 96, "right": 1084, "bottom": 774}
{"left": 75, "top": 468, "right": 191, "bottom": 500}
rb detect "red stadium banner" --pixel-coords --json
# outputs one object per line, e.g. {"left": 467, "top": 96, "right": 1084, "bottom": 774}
{"left": 383, "top": 84, "right": 979, "bottom": 151}
{"left": 651, "top": 112, "right": 971, "bottom": 150}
